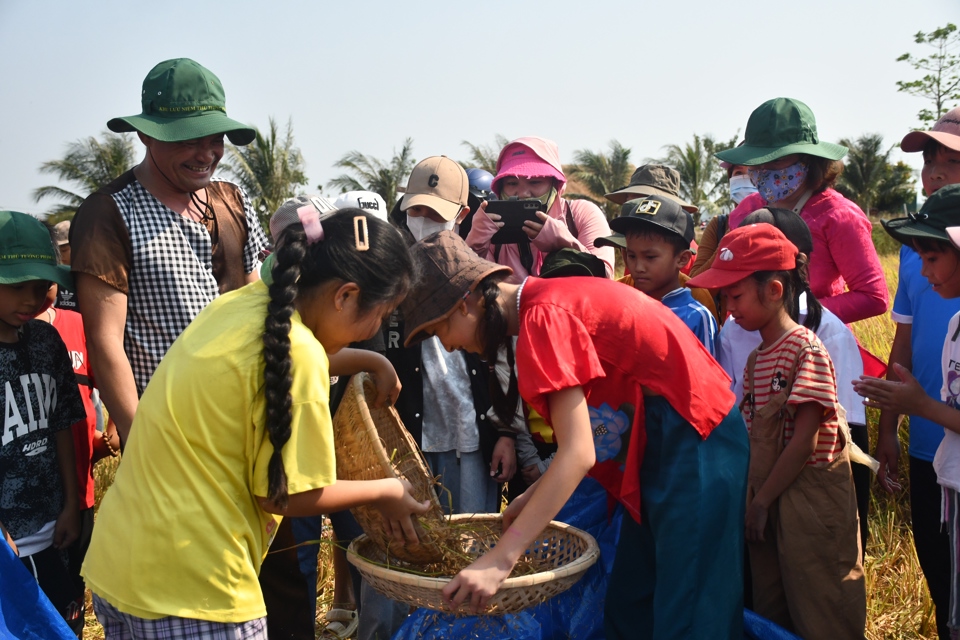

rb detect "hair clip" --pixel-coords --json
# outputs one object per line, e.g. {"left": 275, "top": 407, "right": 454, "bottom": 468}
{"left": 354, "top": 215, "right": 370, "bottom": 251}
{"left": 297, "top": 204, "right": 325, "bottom": 244}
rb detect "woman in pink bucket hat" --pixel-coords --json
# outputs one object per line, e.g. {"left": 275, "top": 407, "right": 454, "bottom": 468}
{"left": 465, "top": 137, "right": 615, "bottom": 281}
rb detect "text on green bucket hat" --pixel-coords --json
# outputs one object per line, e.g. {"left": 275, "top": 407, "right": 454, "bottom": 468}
{"left": 714, "top": 97, "right": 848, "bottom": 166}
{"left": 0, "top": 211, "right": 73, "bottom": 289}
{"left": 107, "top": 58, "right": 255, "bottom": 146}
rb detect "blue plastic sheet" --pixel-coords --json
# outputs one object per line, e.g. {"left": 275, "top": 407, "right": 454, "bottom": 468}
{"left": 0, "top": 541, "right": 75, "bottom": 640}
{"left": 743, "top": 609, "right": 802, "bottom": 640}
{"left": 394, "top": 477, "right": 621, "bottom": 640}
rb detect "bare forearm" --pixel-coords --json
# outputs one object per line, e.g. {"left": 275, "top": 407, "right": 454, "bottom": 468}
{"left": 77, "top": 274, "right": 138, "bottom": 443}
{"left": 753, "top": 404, "right": 820, "bottom": 509}
{"left": 914, "top": 394, "right": 960, "bottom": 436}
{"left": 496, "top": 388, "right": 594, "bottom": 561}
{"left": 328, "top": 348, "right": 389, "bottom": 377}
{"left": 258, "top": 478, "right": 403, "bottom": 517}
{"left": 878, "top": 323, "right": 912, "bottom": 437}
{"left": 498, "top": 446, "right": 592, "bottom": 560}
{"left": 87, "top": 340, "right": 139, "bottom": 443}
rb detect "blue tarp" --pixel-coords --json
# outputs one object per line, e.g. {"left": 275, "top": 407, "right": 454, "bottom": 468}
{"left": 393, "top": 475, "right": 802, "bottom": 640}
{"left": 395, "top": 477, "right": 621, "bottom": 640}
{"left": 0, "top": 541, "right": 75, "bottom": 640}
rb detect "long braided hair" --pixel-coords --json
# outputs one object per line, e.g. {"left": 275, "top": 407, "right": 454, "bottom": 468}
{"left": 261, "top": 209, "right": 413, "bottom": 508}
{"left": 472, "top": 274, "right": 520, "bottom": 429}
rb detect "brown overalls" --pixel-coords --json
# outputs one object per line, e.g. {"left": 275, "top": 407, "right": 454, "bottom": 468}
{"left": 742, "top": 348, "right": 866, "bottom": 640}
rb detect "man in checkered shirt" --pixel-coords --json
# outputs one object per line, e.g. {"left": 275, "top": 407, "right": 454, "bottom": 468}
{"left": 70, "top": 58, "right": 268, "bottom": 448}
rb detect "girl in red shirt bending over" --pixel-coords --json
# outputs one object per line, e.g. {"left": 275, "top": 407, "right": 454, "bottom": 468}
{"left": 401, "top": 231, "right": 748, "bottom": 639}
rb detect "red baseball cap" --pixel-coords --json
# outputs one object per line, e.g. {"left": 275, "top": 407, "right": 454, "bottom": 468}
{"left": 686, "top": 224, "right": 798, "bottom": 289}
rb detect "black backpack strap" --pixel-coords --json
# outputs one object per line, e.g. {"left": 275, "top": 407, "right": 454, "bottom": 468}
{"left": 716, "top": 213, "right": 729, "bottom": 242}
{"left": 564, "top": 200, "right": 579, "bottom": 239}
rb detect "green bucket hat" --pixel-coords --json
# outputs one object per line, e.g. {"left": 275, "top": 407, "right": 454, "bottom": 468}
{"left": 107, "top": 58, "right": 256, "bottom": 146}
{"left": 882, "top": 184, "right": 960, "bottom": 246}
{"left": 0, "top": 211, "right": 73, "bottom": 289}
{"left": 715, "top": 97, "right": 848, "bottom": 166}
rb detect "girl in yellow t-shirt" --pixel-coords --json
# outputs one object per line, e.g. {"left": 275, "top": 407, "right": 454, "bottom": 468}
{"left": 82, "top": 201, "right": 430, "bottom": 638}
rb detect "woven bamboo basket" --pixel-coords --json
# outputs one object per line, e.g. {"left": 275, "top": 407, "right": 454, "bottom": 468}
{"left": 332, "top": 372, "right": 446, "bottom": 563}
{"left": 347, "top": 514, "right": 600, "bottom": 615}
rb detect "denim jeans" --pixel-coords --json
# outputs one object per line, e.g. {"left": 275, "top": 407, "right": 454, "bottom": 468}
{"left": 425, "top": 449, "right": 499, "bottom": 515}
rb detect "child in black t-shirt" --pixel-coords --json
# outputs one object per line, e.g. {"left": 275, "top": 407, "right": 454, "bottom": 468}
{"left": 0, "top": 211, "right": 86, "bottom": 636}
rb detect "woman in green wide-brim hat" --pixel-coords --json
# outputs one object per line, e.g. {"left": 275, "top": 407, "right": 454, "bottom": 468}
{"left": 702, "top": 97, "right": 888, "bottom": 326}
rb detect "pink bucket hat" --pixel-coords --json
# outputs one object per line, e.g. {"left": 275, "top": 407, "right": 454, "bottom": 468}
{"left": 901, "top": 107, "right": 960, "bottom": 153}
{"left": 491, "top": 139, "right": 566, "bottom": 195}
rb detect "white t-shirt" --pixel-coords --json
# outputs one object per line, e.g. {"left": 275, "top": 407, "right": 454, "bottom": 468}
{"left": 420, "top": 337, "right": 478, "bottom": 454}
{"left": 717, "top": 293, "right": 866, "bottom": 426}
{"left": 936, "top": 312, "right": 960, "bottom": 492}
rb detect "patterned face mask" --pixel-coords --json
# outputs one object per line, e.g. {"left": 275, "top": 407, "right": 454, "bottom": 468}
{"left": 748, "top": 160, "right": 808, "bottom": 204}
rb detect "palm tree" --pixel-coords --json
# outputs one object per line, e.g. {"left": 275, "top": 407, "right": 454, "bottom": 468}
{"left": 220, "top": 117, "right": 308, "bottom": 232}
{"left": 460, "top": 135, "right": 510, "bottom": 173}
{"left": 654, "top": 134, "right": 731, "bottom": 224}
{"left": 836, "top": 134, "right": 916, "bottom": 214}
{"left": 328, "top": 138, "right": 416, "bottom": 211}
{"left": 33, "top": 131, "right": 138, "bottom": 222}
{"left": 565, "top": 141, "right": 633, "bottom": 219}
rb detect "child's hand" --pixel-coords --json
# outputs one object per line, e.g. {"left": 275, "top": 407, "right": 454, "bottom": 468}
{"left": 367, "top": 359, "right": 401, "bottom": 408}
{"left": 852, "top": 364, "right": 928, "bottom": 416}
{"left": 874, "top": 428, "right": 902, "bottom": 494}
{"left": 53, "top": 504, "right": 79, "bottom": 550}
{"left": 745, "top": 502, "right": 769, "bottom": 543}
{"left": 377, "top": 478, "right": 431, "bottom": 544}
{"left": 523, "top": 211, "right": 547, "bottom": 240}
{"left": 490, "top": 437, "right": 516, "bottom": 482}
{"left": 441, "top": 549, "right": 514, "bottom": 614}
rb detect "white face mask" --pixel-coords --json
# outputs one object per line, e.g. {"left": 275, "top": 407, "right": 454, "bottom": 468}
{"left": 406, "top": 213, "right": 455, "bottom": 241}
{"left": 729, "top": 174, "right": 759, "bottom": 204}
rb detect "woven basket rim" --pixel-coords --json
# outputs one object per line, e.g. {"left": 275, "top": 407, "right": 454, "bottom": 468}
{"left": 346, "top": 514, "right": 600, "bottom": 590}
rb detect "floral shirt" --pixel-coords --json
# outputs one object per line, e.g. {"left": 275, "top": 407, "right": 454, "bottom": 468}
{"left": 515, "top": 277, "right": 735, "bottom": 522}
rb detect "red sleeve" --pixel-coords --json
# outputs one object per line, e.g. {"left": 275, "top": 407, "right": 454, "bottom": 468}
{"left": 516, "top": 303, "right": 607, "bottom": 423}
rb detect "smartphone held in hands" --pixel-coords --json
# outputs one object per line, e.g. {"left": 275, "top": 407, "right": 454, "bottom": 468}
{"left": 488, "top": 199, "right": 545, "bottom": 244}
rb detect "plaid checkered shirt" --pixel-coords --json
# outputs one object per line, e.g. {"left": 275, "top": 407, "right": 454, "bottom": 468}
{"left": 111, "top": 179, "right": 266, "bottom": 392}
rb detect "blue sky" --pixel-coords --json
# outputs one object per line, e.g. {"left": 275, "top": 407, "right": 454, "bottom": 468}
{"left": 0, "top": 0, "right": 954, "bottom": 214}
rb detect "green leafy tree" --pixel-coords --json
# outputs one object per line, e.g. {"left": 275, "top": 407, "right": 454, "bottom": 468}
{"left": 896, "top": 23, "right": 960, "bottom": 126}
{"left": 328, "top": 138, "right": 416, "bottom": 211}
{"left": 565, "top": 140, "right": 633, "bottom": 219}
{"left": 220, "top": 117, "right": 308, "bottom": 232}
{"left": 654, "top": 134, "right": 737, "bottom": 223}
{"left": 33, "top": 131, "right": 137, "bottom": 221}
{"left": 835, "top": 134, "right": 915, "bottom": 214}
{"left": 460, "top": 135, "right": 510, "bottom": 173}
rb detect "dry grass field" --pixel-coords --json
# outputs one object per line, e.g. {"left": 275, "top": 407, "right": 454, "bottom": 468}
{"left": 82, "top": 250, "right": 938, "bottom": 639}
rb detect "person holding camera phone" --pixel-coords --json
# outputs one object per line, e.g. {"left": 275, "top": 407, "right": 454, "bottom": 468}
{"left": 465, "top": 137, "right": 615, "bottom": 282}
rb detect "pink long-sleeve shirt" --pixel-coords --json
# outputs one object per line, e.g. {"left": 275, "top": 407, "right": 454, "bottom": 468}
{"left": 729, "top": 189, "right": 888, "bottom": 323}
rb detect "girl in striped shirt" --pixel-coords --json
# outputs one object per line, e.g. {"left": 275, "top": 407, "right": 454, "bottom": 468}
{"left": 687, "top": 223, "right": 866, "bottom": 640}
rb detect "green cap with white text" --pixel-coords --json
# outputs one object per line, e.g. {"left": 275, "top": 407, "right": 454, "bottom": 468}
{"left": 0, "top": 211, "right": 73, "bottom": 289}
{"left": 107, "top": 58, "right": 255, "bottom": 145}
